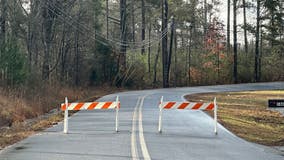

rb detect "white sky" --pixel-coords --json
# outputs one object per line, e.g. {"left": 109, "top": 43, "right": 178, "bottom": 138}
{"left": 216, "top": 1, "right": 257, "bottom": 45}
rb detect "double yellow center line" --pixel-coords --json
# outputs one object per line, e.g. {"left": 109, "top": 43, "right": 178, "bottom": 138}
{"left": 131, "top": 96, "right": 151, "bottom": 160}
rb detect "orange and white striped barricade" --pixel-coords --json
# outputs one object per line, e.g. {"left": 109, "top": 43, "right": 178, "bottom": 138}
{"left": 61, "top": 96, "right": 120, "bottom": 134}
{"left": 158, "top": 96, "right": 218, "bottom": 135}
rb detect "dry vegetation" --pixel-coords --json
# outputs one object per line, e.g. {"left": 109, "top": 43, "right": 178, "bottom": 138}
{"left": 185, "top": 90, "right": 284, "bottom": 146}
{"left": 0, "top": 85, "right": 124, "bottom": 149}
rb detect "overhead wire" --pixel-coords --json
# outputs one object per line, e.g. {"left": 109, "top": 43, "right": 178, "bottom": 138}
{"left": 45, "top": 1, "right": 237, "bottom": 53}
{"left": 46, "top": 3, "right": 167, "bottom": 53}
{"left": 47, "top": 2, "right": 170, "bottom": 47}
{"left": 45, "top": 5, "right": 112, "bottom": 48}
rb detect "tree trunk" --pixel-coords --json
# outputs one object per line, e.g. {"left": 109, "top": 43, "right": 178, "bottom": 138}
{"left": 255, "top": 0, "right": 260, "bottom": 82}
{"left": 106, "top": 0, "right": 109, "bottom": 39}
{"left": 227, "top": 0, "right": 230, "bottom": 53}
{"left": 60, "top": 19, "right": 66, "bottom": 82}
{"left": 153, "top": 42, "right": 161, "bottom": 86}
{"left": 0, "top": 0, "right": 6, "bottom": 44}
{"left": 204, "top": 0, "right": 207, "bottom": 40}
{"left": 131, "top": 0, "right": 135, "bottom": 42}
{"left": 141, "top": 0, "right": 146, "bottom": 54}
{"left": 41, "top": 1, "right": 55, "bottom": 80}
{"left": 148, "top": 23, "right": 151, "bottom": 73}
{"left": 167, "top": 17, "right": 174, "bottom": 82}
{"left": 233, "top": 0, "right": 238, "bottom": 83}
{"left": 242, "top": 0, "right": 248, "bottom": 54}
{"left": 259, "top": 29, "right": 263, "bottom": 80}
{"left": 162, "top": 0, "right": 169, "bottom": 88}
{"left": 0, "top": 0, "right": 6, "bottom": 83}
{"left": 74, "top": 2, "right": 81, "bottom": 86}
{"left": 174, "top": 25, "right": 177, "bottom": 87}
{"left": 119, "top": 0, "right": 127, "bottom": 73}
{"left": 188, "top": 28, "right": 192, "bottom": 85}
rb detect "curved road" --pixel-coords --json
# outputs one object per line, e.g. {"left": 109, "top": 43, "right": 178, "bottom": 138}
{"left": 1, "top": 82, "right": 284, "bottom": 160}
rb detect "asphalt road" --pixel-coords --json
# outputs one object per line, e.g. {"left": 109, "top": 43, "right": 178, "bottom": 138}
{"left": 0, "top": 82, "right": 284, "bottom": 160}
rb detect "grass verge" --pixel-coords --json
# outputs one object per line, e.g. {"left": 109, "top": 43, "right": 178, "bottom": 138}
{"left": 0, "top": 114, "right": 63, "bottom": 149}
{"left": 185, "top": 90, "right": 284, "bottom": 146}
{"left": 0, "top": 85, "right": 124, "bottom": 149}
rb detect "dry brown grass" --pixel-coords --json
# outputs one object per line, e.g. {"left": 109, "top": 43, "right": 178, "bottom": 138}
{"left": 0, "top": 114, "right": 63, "bottom": 148}
{"left": 0, "top": 85, "right": 124, "bottom": 149}
{"left": 185, "top": 90, "right": 284, "bottom": 146}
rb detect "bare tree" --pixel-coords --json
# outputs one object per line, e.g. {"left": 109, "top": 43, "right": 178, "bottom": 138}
{"left": 255, "top": 0, "right": 260, "bottom": 82}
{"left": 106, "top": 0, "right": 109, "bottom": 39}
{"left": 153, "top": 42, "right": 160, "bottom": 86}
{"left": 141, "top": 0, "right": 146, "bottom": 54}
{"left": 242, "top": 0, "right": 248, "bottom": 54}
{"left": 227, "top": 0, "right": 230, "bottom": 53}
{"left": 233, "top": 0, "right": 238, "bottom": 83}
{"left": 119, "top": 0, "right": 127, "bottom": 73}
{"left": 41, "top": 0, "right": 56, "bottom": 80}
{"left": 131, "top": 0, "right": 135, "bottom": 42}
{"left": 0, "top": 0, "right": 6, "bottom": 44}
{"left": 162, "top": 0, "right": 169, "bottom": 88}
{"left": 167, "top": 16, "right": 174, "bottom": 80}
{"left": 74, "top": 0, "right": 82, "bottom": 86}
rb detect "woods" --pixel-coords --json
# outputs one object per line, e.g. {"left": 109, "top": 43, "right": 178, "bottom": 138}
{"left": 0, "top": 0, "right": 283, "bottom": 88}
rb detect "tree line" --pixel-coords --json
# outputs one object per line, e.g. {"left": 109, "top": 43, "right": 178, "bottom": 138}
{"left": 0, "top": 0, "right": 283, "bottom": 89}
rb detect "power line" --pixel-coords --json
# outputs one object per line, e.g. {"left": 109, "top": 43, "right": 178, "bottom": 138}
{"left": 45, "top": 3, "right": 167, "bottom": 52}
{"left": 47, "top": 2, "right": 170, "bottom": 47}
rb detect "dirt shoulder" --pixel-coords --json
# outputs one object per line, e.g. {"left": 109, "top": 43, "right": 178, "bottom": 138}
{"left": 185, "top": 90, "right": 284, "bottom": 146}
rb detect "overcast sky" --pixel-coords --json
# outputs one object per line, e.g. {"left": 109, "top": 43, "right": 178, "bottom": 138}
{"left": 216, "top": 1, "right": 257, "bottom": 45}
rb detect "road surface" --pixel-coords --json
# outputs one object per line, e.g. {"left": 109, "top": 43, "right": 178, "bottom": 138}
{"left": 0, "top": 82, "right": 284, "bottom": 160}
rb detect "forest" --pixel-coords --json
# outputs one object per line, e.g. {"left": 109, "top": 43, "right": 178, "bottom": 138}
{"left": 0, "top": 0, "right": 283, "bottom": 89}
{"left": 0, "top": 0, "right": 283, "bottom": 141}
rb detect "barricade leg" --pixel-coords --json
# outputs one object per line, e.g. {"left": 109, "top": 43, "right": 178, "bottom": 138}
{"left": 158, "top": 96, "right": 163, "bottom": 133}
{"left": 64, "top": 97, "right": 68, "bottom": 134}
{"left": 214, "top": 97, "right": 218, "bottom": 135}
{"left": 115, "top": 96, "right": 119, "bottom": 132}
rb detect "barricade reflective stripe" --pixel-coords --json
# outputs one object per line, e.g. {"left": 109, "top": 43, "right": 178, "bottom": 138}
{"left": 62, "top": 96, "right": 120, "bottom": 134}
{"left": 158, "top": 96, "right": 218, "bottom": 135}
{"left": 160, "top": 102, "right": 214, "bottom": 110}
{"left": 61, "top": 102, "right": 120, "bottom": 111}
